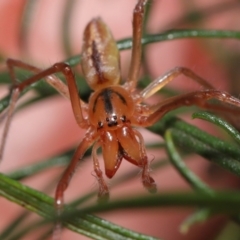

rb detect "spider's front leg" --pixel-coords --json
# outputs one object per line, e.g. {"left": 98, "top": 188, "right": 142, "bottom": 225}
{"left": 55, "top": 129, "right": 97, "bottom": 210}
{"left": 139, "top": 66, "right": 214, "bottom": 101}
{"left": 1, "top": 60, "right": 94, "bottom": 238}
{"left": 130, "top": 66, "right": 240, "bottom": 126}
{"left": 53, "top": 130, "right": 97, "bottom": 239}
{"left": 135, "top": 89, "right": 240, "bottom": 127}
{"left": 6, "top": 58, "right": 72, "bottom": 99}
{"left": 6, "top": 60, "right": 88, "bottom": 126}
{"left": 0, "top": 60, "right": 88, "bottom": 160}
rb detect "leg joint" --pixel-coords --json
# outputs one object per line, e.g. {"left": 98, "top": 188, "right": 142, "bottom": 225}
{"left": 53, "top": 62, "right": 71, "bottom": 73}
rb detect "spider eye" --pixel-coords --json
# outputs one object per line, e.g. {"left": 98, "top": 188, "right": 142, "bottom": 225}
{"left": 105, "top": 114, "right": 118, "bottom": 127}
{"left": 120, "top": 115, "right": 126, "bottom": 122}
{"left": 98, "top": 121, "right": 103, "bottom": 128}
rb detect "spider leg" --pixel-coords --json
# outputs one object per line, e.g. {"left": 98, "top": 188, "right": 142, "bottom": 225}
{"left": 92, "top": 140, "right": 110, "bottom": 200}
{"left": 0, "top": 60, "right": 88, "bottom": 160}
{"left": 6, "top": 60, "right": 87, "bottom": 126}
{"left": 54, "top": 129, "right": 97, "bottom": 239}
{"left": 127, "top": 0, "right": 148, "bottom": 90}
{"left": 117, "top": 125, "right": 156, "bottom": 192}
{"left": 6, "top": 59, "right": 71, "bottom": 99}
{"left": 133, "top": 89, "right": 240, "bottom": 127}
{"left": 139, "top": 67, "right": 214, "bottom": 101}
{"left": 132, "top": 129, "right": 157, "bottom": 193}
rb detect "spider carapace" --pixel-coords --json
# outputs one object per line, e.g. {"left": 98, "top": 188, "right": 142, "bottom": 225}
{"left": 2, "top": 0, "right": 240, "bottom": 238}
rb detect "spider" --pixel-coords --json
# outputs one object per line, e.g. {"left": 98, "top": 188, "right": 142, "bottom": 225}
{"left": 1, "top": 0, "right": 240, "bottom": 238}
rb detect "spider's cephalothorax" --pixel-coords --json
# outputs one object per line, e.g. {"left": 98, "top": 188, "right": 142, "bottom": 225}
{"left": 88, "top": 86, "right": 134, "bottom": 130}
{"left": 88, "top": 85, "right": 142, "bottom": 179}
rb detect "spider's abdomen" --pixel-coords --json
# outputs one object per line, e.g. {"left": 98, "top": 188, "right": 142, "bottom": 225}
{"left": 88, "top": 86, "right": 134, "bottom": 130}
{"left": 81, "top": 17, "right": 120, "bottom": 90}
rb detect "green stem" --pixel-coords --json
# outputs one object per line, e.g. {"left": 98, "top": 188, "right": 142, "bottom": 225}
{"left": 148, "top": 114, "right": 240, "bottom": 176}
{"left": 164, "top": 130, "right": 214, "bottom": 195}
{"left": 192, "top": 111, "right": 240, "bottom": 145}
{"left": 0, "top": 173, "right": 159, "bottom": 240}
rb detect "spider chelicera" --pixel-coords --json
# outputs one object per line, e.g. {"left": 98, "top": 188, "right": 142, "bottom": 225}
{"left": 1, "top": 0, "right": 240, "bottom": 238}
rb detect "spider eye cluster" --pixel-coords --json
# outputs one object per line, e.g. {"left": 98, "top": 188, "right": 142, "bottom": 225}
{"left": 106, "top": 115, "right": 117, "bottom": 127}
{"left": 88, "top": 86, "right": 133, "bottom": 129}
{"left": 97, "top": 114, "right": 127, "bottom": 129}
{"left": 105, "top": 114, "right": 127, "bottom": 127}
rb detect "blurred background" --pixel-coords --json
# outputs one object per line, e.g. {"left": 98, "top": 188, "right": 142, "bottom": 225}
{"left": 0, "top": 0, "right": 240, "bottom": 239}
